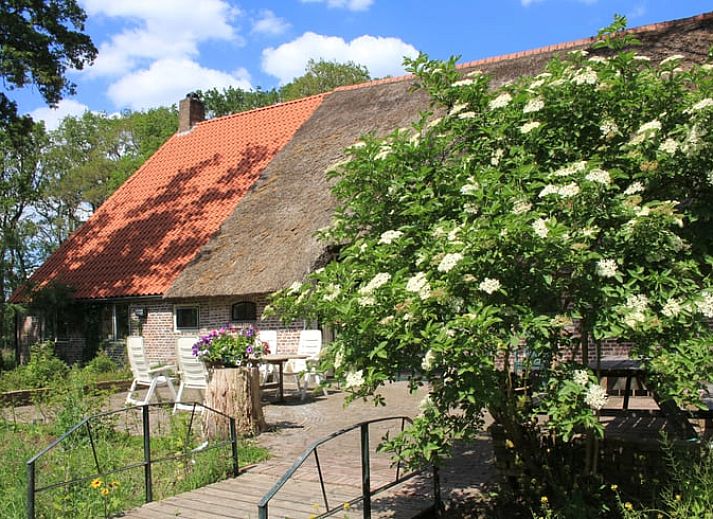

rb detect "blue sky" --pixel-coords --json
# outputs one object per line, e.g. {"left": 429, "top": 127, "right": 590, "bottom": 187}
{"left": 18, "top": 0, "right": 711, "bottom": 129}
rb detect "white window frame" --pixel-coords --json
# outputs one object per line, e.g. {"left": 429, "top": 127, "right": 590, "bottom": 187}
{"left": 174, "top": 305, "right": 199, "bottom": 332}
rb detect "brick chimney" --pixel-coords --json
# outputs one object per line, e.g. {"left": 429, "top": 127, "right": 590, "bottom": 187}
{"left": 178, "top": 92, "right": 205, "bottom": 132}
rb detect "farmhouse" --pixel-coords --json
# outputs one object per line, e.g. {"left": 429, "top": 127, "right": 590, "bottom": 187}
{"left": 13, "top": 12, "right": 713, "bottom": 364}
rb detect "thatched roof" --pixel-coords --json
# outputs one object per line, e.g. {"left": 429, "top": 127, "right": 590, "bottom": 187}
{"left": 165, "top": 12, "right": 713, "bottom": 299}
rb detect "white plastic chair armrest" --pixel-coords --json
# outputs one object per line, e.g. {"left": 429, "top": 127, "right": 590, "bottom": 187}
{"left": 148, "top": 364, "right": 175, "bottom": 375}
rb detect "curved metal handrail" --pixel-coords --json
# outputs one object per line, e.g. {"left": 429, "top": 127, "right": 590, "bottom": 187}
{"left": 258, "top": 415, "right": 438, "bottom": 519}
{"left": 26, "top": 401, "right": 239, "bottom": 518}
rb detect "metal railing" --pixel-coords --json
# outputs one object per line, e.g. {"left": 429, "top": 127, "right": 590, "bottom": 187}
{"left": 26, "top": 402, "right": 239, "bottom": 518}
{"left": 257, "top": 416, "right": 441, "bottom": 518}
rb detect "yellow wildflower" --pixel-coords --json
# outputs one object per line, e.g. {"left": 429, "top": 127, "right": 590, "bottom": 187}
{"left": 505, "top": 439, "right": 515, "bottom": 449}
{"left": 343, "top": 502, "right": 351, "bottom": 511}
{"left": 110, "top": 481, "right": 120, "bottom": 488}
{"left": 90, "top": 479, "right": 102, "bottom": 489}
{"left": 624, "top": 502, "right": 634, "bottom": 511}
{"left": 675, "top": 494, "right": 682, "bottom": 502}
{"left": 610, "top": 484, "right": 618, "bottom": 492}
{"left": 540, "top": 496, "right": 549, "bottom": 505}
{"left": 101, "top": 487, "right": 110, "bottom": 496}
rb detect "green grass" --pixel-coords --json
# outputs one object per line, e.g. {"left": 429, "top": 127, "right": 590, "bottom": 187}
{"left": 0, "top": 414, "right": 269, "bottom": 518}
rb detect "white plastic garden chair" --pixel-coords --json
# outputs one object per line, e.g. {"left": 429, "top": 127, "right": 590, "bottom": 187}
{"left": 125, "top": 336, "right": 177, "bottom": 406}
{"left": 258, "top": 330, "right": 278, "bottom": 384}
{"left": 173, "top": 337, "right": 209, "bottom": 413}
{"left": 284, "top": 329, "right": 328, "bottom": 400}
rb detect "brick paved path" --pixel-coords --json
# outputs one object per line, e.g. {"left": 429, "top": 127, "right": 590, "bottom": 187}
{"left": 122, "top": 381, "right": 495, "bottom": 518}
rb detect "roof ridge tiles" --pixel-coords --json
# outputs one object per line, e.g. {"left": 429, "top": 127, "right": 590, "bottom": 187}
{"left": 333, "top": 10, "right": 713, "bottom": 93}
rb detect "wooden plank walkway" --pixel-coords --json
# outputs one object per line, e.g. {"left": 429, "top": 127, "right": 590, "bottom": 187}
{"left": 120, "top": 382, "right": 493, "bottom": 519}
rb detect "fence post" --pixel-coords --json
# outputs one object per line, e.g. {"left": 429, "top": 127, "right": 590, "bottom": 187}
{"left": 229, "top": 417, "right": 239, "bottom": 477}
{"left": 360, "top": 423, "right": 371, "bottom": 519}
{"left": 433, "top": 464, "right": 442, "bottom": 516}
{"left": 27, "top": 460, "right": 35, "bottom": 519}
{"left": 142, "top": 404, "right": 153, "bottom": 503}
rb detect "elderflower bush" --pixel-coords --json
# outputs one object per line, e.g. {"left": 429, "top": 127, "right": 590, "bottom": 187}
{"left": 271, "top": 28, "right": 713, "bottom": 509}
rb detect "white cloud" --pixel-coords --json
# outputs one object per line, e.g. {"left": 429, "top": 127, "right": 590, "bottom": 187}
{"left": 262, "top": 32, "right": 418, "bottom": 84}
{"left": 107, "top": 58, "right": 252, "bottom": 110}
{"left": 30, "top": 99, "right": 90, "bottom": 131}
{"left": 300, "top": 0, "right": 374, "bottom": 11}
{"left": 82, "top": 0, "right": 241, "bottom": 77}
{"left": 252, "top": 10, "right": 290, "bottom": 36}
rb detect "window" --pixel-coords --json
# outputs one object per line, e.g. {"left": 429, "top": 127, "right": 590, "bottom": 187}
{"left": 231, "top": 302, "right": 257, "bottom": 321}
{"left": 175, "top": 306, "right": 199, "bottom": 330}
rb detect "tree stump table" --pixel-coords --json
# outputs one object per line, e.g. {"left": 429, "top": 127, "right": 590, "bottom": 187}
{"left": 202, "top": 366, "right": 266, "bottom": 439}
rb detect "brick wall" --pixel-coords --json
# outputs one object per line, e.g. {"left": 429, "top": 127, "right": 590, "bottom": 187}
{"left": 132, "top": 294, "right": 308, "bottom": 363}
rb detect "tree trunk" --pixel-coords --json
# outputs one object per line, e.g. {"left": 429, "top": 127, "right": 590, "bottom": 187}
{"left": 202, "top": 366, "right": 266, "bottom": 439}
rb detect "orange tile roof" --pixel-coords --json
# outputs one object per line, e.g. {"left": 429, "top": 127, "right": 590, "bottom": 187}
{"left": 17, "top": 94, "right": 325, "bottom": 301}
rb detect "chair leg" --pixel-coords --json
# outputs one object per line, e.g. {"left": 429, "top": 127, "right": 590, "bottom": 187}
{"left": 165, "top": 377, "right": 177, "bottom": 401}
{"left": 126, "top": 379, "right": 139, "bottom": 405}
{"left": 144, "top": 379, "right": 159, "bottom": 405}
{"left": 174, "top": 382, "right": 185, "bottom": 413}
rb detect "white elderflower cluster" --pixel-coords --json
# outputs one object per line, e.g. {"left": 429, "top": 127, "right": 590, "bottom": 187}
{"left": 379, "top": 230, "right": 403, "bottom": 244}
{"left": 359, "top": 273, "right": 391, "bottom": 295}
{"left": 596, "top": 258, "right": 619, "bottom": 278}
{"left": 512, "top": 200, "right": 532, "bottom": 215}
{"left": 345, "top": 370, "right": 365, "bottom": 389}
{"left": 558, "top": 183, "right": 581, "bottom": 198}
{"left": 323, "top": 284, "right": 341, "bottom": 302}
{"left": 633, "top": 54, "right": 651, "bottom": 62}
{"left": 523, "top": 98, "right": 545, "bottom": 113}
{"left": 532, "top": 218, "right": 549, "bottom": 238}
{"left": 588, "top": 56, "right": 608, "bottom": 64}
{"left": 662, "top": 298, "right": 683, "bottom": 318}
{"left": 460, "top": 181, "right": 479, "bottom": 195}
{"left": 406, "top": 272, "right": 432, "bottom": 300}
{"left": 491, "top": 148, "right": 505, "bottom": 166}
{"left": 573, "top": 369, "right": 589, "bottom": 387}
{"left": 580, "top": 226, "right": 599, "bottom": 239}
{"left": 572, "top": 67, "right": 598, "bottom": 85}
{"left": 288, "top": 281, "right": 302, "bottom": 294}
{"left": 585, "top": 168, "right": 611, "bottom": 185}
{"left": 659, "top": 138, "right": 679, "bottom": 155}
{"left": 421, "top": 349, "right": 436, "bottom": 371}
{"left": 624, "top": 309, "right": 647, "bottom": 329}
{"left": 489, "top": 92, "right": 512, "bottom": 110}
{"left": 375, "top": 144, "right": 391, "bottom": 161}
{"left": 637, "top": 119, "right": 662, "bottom": 135}
{"left": 553, "top": 161, "right": 588, "bottom": 177}
{"left": 682, "top": 125, "right": 706, "bottom": 155}
{"left": 624, "top": 181, "right": 645, "bottom": 195}
{"left": 584, "top": 384, "right": 608, "bottom": 410}
{"left": 479, "top": 277, "right": 502, "bottom": 294}
{"left": 600, "top": 120, "right": 619, "bottom": 139}
{"left": 696, "top": 292, "right": 713, "bottom": 318}
{"left": 458, "top": 111, "right": 476, "bottom": 120}
{"left": 448, "top": 103, "right": 468, "bottom": 116}
{"left": 452, "top": 78, "right": 475, "bottom": 87}
{"left": 333, "top": 349, "right": 344, "bottom": 369}
{"left": 438, "top": 253, "right": 464, "bottom": 273}
{"left": 625, "top": 294, "right": 649, "bottom": 312}
{"left": 520, "top": 121, "right": 541, "bottom": 134}
{"left": 690, "top": 98, "right": 713, "bottom": 112}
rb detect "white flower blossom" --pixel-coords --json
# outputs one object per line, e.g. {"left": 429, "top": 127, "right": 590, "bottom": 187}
{"left": 288, "top": 281, "right": 302, "bottom": 294}
{"left": 696, "top": 292, "right": 713, "bottom": 318}
{"left": 585, "top": 384, "right": 608, "bottom": 410}
{"left": 359, "top": 273, "right": 391, "bottom": 295}
{"left": 406, "top": 272, "right": 432, "bottom": 300}
{"left": 600, "top": 120, "right": 619, "bottom": 139}
{"left": 438, "top": 253, "right": 464, "bottom": 273}
{"left": 427, "top": 117, "right": 443, "bottom": 128}
{"left": 345, "top": 370, "right": 365, "bottom": 389}
{"left": 588, "top": 56, "right": 608, "bottom": 64}
{"left": 512, "top": 200, "right": 532, "bottom": 215}
{"left": 558, "top": 182, "right": 581, "bottom": 198}
{"left": 691, "top": 98, "right": 713, "bottom": 112}
{"left": 375, "top": 145, "right": 391, "bottom": 160}
{"left": 333, "top": 350, "right": 344, "bottom": 369}
{"left": 624, "top": 181, "right": 645, "bottom": 195}
{"left": 520, "top": 121, "right": 541, "bottom": 134}
{"left": 572, "top": 67, "right": 598, "bottom": 85}
{"left": 624, "top": 310, "right": 647, "bottom": 329}
{"left": 569, "top": 49, "right": 589, "bottom": 57}
{"left": 523, "top": 98, "right": 545, "bottom": 113}
{"left": 635, "top": 206, "right": 651, "bottom": 217}
{"left": 466, "top": 70, "right": 483, "bottom": 78}
{"left": 379, "top": 230, "right": 403, "bottom": 245}
{"left": 633, "top": 54, "right": 651, "bottom": 62}
{"left": 637, "top": 120, "right": 662, "bottom": 134}
{"left": 448, "top": 103, "right": 468, "bottom": 116}
{"left": 452, "top": 78, "right": 475, "bottom": 87}
{"left": 491, "top": 148, "right": 505, "bottom": 166}
{"left": 580, "top": 226, "right": 599, "bottom": 239}
{"left": 658, "top": 138, "right": 679, "bottom": 154}
{"left": 660, "top": 55, "right": 685, "bottom": 66}
{"left": 539, "top": 184, "right": 559, "bottom": 197}
{"left": 458, "top": 111, "right": 476, "bottom": 120}
{"left": 358, "top": 295, "right": 375, "bottom": 306}
{"left": 532, "top": 218, "right": 549, "bottom": 238}
{"left": 379, "top": 315, "right": 394, "bottom": 325}
{"left": 421, "top": 349, "right": 436, "bottom": 371}
{"left": 585, "top": 168, "right": 611, "bottom": 185}
{"left": 596, "top": 258, "right": 619, "bottom": 278}
{"left": 529, "top": 79, "right": 546, "bottom": 89}
{"left": 489, "top": 93, "right": 512, "bottom": 110}
{"left": 349, "top": 141, "right": 367, "bottom": 149}
{"left": 479, "top": 277, "right": 502, "bottom": 294}
{"left": 460, "top": 182, "right": 479, "bottom": 195}
{"left": 662, "top": 298, "right": 683, "bottom": 318}
{"left": 323, "top": 284, "right": 341, "bottom": 302}
{"left": 553, "top": 161, "right": 588, "bottom": 177}
{"left": 573, "top": 369, "right": 589, "bottom": 387}
{"left": 626, "top": 294, "right": 649, "bottom": 312}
